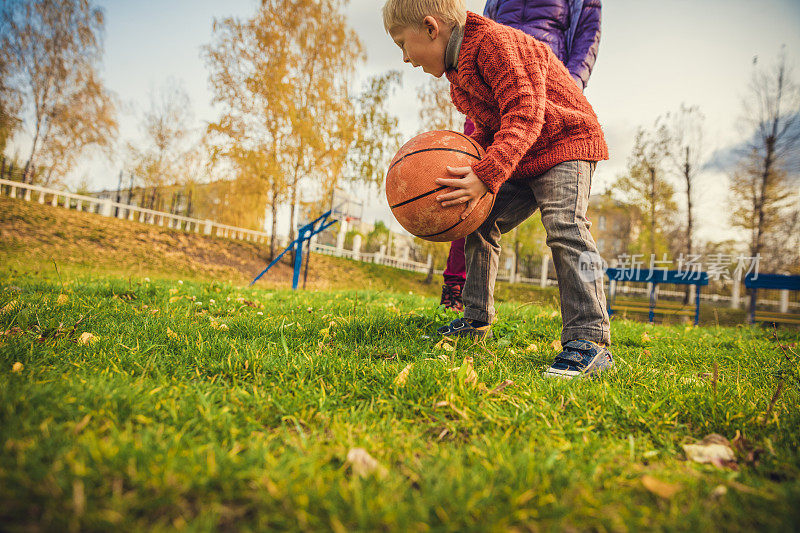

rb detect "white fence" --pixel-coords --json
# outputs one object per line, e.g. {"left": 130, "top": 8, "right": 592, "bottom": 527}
{"left": 1, "top": 178, "right": 797, "bottom": 313}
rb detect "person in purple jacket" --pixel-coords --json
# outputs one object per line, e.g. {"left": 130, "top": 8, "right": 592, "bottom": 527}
{"left": 439, "top": 0, "right": 603, "bottom": 311}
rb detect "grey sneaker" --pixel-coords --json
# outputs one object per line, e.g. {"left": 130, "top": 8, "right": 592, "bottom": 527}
{"left": 543, "top": 340, "right": 614, "bottom": 379}
{"left": 437, "top": 318, "right": 493, "bottom": 340}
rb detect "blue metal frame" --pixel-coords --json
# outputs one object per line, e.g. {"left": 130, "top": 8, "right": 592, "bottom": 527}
{"left": 605, "top": 268, "right": 710, "bottom": 326}
{"left": 250, "top": 209, "right": 339, "bottom": 289}
{"left": 743, "top": 273, "right": 800, "bottom": 324}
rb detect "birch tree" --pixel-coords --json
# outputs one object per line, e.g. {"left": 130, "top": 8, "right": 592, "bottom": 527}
{"left": 417, "top": 76, "right": 465, "bottom": 132}
{"left": 1, "top": 0, "right": 117, "bottom": 185}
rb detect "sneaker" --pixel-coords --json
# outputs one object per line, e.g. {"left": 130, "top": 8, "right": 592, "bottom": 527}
{"left": 439, "top": 283, "right": 464, "bottom": 311}
{"left": 543, "top": 340, "right": 614, "bottom": 379}
{"left": 437, "top": 317, "right": 492, "bottom": 340}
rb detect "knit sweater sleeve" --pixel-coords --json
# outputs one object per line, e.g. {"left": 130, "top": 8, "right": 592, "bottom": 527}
{"left": 469, "top": 33, "right": 549, "bottom": 193}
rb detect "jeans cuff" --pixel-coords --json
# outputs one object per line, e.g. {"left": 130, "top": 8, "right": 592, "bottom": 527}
{"left": 561, "top": 326, "right": 610, "bottom": 345}
{"left": 464, "top": 309, "right": 493, "bottom": 324}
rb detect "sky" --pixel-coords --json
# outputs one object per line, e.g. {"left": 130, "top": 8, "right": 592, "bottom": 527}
{"left": 15, "top": 0, "right": 800, "bottom": 243}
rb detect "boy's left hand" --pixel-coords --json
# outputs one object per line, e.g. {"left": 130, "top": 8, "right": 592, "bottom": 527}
{"left": 436, "top": 166, "right": 490, "bottom": 220}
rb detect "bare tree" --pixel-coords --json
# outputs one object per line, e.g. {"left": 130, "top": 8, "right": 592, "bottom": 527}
{"left": 613, "top": 126, "right": 678, "bottom": 258}
{"left": 729, "top": 50, "right": 800, "bottom": 301}
{"left": 126, "top": 81, "right": 196, "bottom": 211}
{"left": 1, "top": 0, "right": 116, "bottom": 185}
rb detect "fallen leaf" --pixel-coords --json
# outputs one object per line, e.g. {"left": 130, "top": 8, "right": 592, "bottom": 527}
{"left": 167, "top": 328, "right": 179, "bottom": 340}
{"left": 1, "top": 300, "right": 20, "bottom": 314}
{"left": 486, "top": 379, "right": 514, "bottom": 396}
{"left": 78, "top": 332, "right": 98, "bottom": 346}
{"left": 169, "top": 296, "right": 182, "bottom": 304}
{"left": 434, "top": 401, "right": 468, "bottom": 419}
{"left": 551, "top": 339, "right": 562, "bottom": 352}
{"left": 525, "top": 343, "right": 538, "bottom": 352}
{"left": 393, "top": 363, "right": 414, "bottom": 387}
{"left": 683, "top": 434, "right": 736, "bottom": 468}
{"left": 458, "top": 357, "right": 479, "bottom": 387}
{"left": 643, "top": 349, "right": 651, "bottom": 357}
{"left": 346, "top": 448, "right": 386, "bottom": 478}
{"left": 11, "top": 362, "right": 23, "bottom": 373}
{"left": 641, "top": 475, "right": 681, "bottom": 499}
{"left": 442, "top": 342, "right": 454, "bottom": 352}
{"left": 57, "top": 294, "right": 69, "bottom": 305}
{"left": 710, "top": 485, "right": 728, "bottom": 499}
{"left": 72, "top": 414, "right": 92, "bottom": 434}
{"left": 642, "top": 332, "right": 651, "bottom": 343}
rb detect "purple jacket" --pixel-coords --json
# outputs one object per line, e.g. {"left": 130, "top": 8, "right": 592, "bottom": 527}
{"left": 483, "top": 0, "right": 601, "bottom": 90}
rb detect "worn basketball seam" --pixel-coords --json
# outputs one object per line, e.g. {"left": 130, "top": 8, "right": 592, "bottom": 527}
{"left": 450, "top": 130, "right": 482, "bottom": 157}
{"left": 389, "top": 186, "right": 448, "bottom": 209}
{"left": 387, "top": 147, "right": 481, "bottom": 173}
{"left": 417, "top": 192, "right": 493, "bottom": 239}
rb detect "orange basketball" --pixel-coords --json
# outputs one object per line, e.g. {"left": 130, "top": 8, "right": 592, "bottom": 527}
{"left": 385, "top": 130, "right": 495, "bottom": 242}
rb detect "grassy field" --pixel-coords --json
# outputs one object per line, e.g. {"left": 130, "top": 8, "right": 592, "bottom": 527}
{"left": 1, "top": 272, "right": 799, "bottom": 531}
{"left": 2, "top": 197, "right": 800, "bottom": 531}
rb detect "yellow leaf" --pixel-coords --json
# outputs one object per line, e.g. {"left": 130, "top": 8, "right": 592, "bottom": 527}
{"left": 551, "top": 339, "right": 562, "bottom": 352}
{"left": 442, "top": 342, "right": 454, "bottom": 352}
{"left": 169, "top": 296, "right": 182, "bottom": 304}
{"left": 57, "top": 294, "right": 69, "bottom": 305}
{"left": 78, "top": 332, "right": 98, "bottom": 345}
{"left": 458, "top": 357, "right": 479, "bottom": 387}
{"left": 393, "top": 363, "right": 413, "bottom": 387}
{"left": 641, "top": 475, "right": 681, "bottom": 499}
{"left": 525, "top": 343, "right": 538, "bottom": 352}
{"left": 642, "top": 332, "right": 651, "bottom": 343}
{"left": 169, "top": 288, "right": 179, "bottom": 295}
{"left": 346, "top": 448, "right": 387, "bottom": 478}
{"left": 167, "top": 328, "right": 179, "bottom": 340}
{"left": 1, "top": 300, "right": 20, "bottom": 315}
{"left": 486, "top": 379, "right": 514, "bottom": 396}
{"left": 11, "top": 362, "right": 23, "bottom": 373}
{"left": 682, "top": 434, "right": 736, "bottom": 468}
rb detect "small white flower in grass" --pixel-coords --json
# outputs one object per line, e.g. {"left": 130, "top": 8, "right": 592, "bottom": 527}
{"left": 195, "top": 301, "right": 203, "bottom": 306}
{"left": 257, "top": 312, "right": 263, "bottom": 316}
{"left": 144, "top": 277, "right": 151, "bottom": 283}
{"left": 209, "top": 299, "right": 216, "bottom": 305}
{"left": 178, "top": 280, "right": 184, "bottom": 285}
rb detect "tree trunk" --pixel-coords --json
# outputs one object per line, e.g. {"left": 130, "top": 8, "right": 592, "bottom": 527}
{"left": 649, "top": 166, "right": 656, "bottom": 257}
{"left": 269, "top": 183, "right": 279, "bottom": 261}
{"left": 683, "top": 147, "right": 693, "bottom": 305}
{"left": 425, "top": 257, "right": 435, "bottom": 284}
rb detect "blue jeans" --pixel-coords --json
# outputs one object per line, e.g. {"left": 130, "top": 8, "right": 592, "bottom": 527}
{"left": 463, "top": 160, "right": 611, "bottom": 345}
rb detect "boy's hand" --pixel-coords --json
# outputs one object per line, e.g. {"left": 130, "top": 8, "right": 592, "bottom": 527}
{"left": 436, "top": 166, "right": 490, "bottom": 220}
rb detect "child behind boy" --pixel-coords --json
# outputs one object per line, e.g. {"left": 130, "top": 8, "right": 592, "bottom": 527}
{"left": 383, "top": 0, "right": 613, "bottom": 378}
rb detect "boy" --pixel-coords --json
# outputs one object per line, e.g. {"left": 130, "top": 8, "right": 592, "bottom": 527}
{"left": 383, "top": 0, "right": 613, "bottom": 378}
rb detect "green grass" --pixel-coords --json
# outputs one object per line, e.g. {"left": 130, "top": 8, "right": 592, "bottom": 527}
{"left": 1, "top": 271, "right": 799, "bottom": 532}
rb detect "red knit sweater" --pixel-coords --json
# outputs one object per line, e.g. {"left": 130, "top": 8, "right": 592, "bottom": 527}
{"left": 446, "top": 12, "right": 609, "bottom": 194}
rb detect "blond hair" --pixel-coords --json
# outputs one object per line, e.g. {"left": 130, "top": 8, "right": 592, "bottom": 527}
{"left": 382, "top": 0, "right": 467, "bottom": 32}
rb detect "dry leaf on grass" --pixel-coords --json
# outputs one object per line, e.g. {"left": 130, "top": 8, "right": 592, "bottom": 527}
{"left": 78, "top": 332, "right": 98, "bottom": 346}
{"left": 11, "top": 362, "right": 23, "bottom": 373}
{"left": 57, "top": 294, "right": 69, "bottom": 305}
{"left": 641, "top": 475, "right": 681, "bottom": 499}
{"left": 642, "top": 332, "right": 651, "bottom": 343}
{"left": 393, "top": 363, "right": 414, "bottom": 387}
{"left": 167, "top": 328, "right": 179, "bottom": 340}
{"left": 525, "top": 343, "right": 538, "bottom": 352}
{"left": 551, "top": 340, "right": 562, "bottom": 352}
{"left": 458, "top": 357, "right": 479, "bottom": 388}
{"left": 683, "top": 434, "right": 736, "bottom": 468}
{"left": 346, "top": 448, "right": 387, "bottom": 478}
{"left": 486, "top": 379, "right": 514, "bottom": 396}
{"left": 434, "top": 401, "right": 469, "bottom": 419}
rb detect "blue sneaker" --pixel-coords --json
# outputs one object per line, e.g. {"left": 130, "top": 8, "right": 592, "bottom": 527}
{"left": 437, "top": 318, "right": 493, "bottom": 340}
{"left": 543, "top": 340, "right": 614, "bottom": 379}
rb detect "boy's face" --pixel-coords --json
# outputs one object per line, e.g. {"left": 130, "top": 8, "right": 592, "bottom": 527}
{"left": 389, "top": 16, "right": 449, "bottom": 78}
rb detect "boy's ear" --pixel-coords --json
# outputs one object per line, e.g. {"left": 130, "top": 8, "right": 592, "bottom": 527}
{"left": 422, "top": 15, "right": 440, "bottom": 39}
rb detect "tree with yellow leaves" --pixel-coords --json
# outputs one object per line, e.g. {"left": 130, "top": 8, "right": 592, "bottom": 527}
{"left": 1, "top": 0, "right": 117, "bottom": 186}
{"left": 204, "top": 0, "right": 364, "bottom": 252}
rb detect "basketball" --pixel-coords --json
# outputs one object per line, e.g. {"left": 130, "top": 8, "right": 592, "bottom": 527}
{"left": 385, "top": 130, "right": 495, "bottom": 242}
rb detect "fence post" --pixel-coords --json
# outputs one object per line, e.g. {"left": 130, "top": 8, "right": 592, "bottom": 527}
{"left": 730, "top": 269, "right": 741, "bottom": 309}
{"left": 508, "top": 253, "right": 517, "bottom": 284}
{"left": 780, "top": 289, "right": 789, "bottom": 314}
{"left": 24, "top": 187, "right": 31, "bottom": 201}
{"left": 539, "top": 255, "right": 549, "bottom": 287}
{"left": 352, "top": 234, "right": 362, "bottom": 261}
{"left": 100, "top": 199, "right": 113, "bottom": 217}
{"left": 204, "top": 220, "right": 213, "bottom": 235}
{"left": 51, "top": 193, "right": 58, "bottom": 207}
